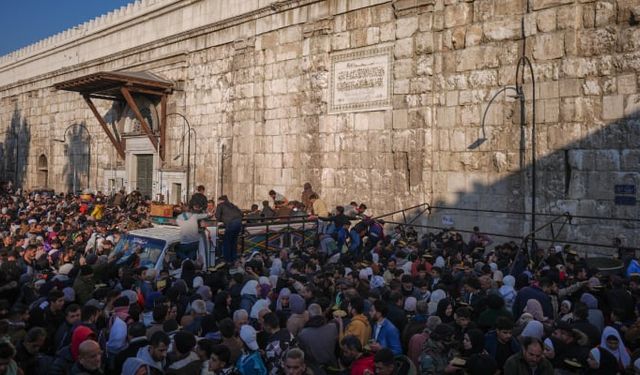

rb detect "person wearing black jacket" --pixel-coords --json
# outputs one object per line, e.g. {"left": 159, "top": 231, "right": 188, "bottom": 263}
{"left": 214, "top": 195, "right": 243, "bottom": 264}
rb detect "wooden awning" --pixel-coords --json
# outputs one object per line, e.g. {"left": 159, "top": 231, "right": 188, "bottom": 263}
{"left": 54, "top": 71, "right": 174, "bottom": 160}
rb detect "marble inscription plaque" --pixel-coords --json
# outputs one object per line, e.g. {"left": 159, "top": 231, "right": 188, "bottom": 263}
{"left": 329, "top": 45, "right": 393, "bottom": 114}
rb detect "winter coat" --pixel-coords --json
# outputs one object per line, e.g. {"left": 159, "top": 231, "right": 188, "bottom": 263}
{"left": 341, "top": 314, "right": 372, "bottom": 348}
{"left": 298, "top": 317, "right": 339, "bottom": 367}
{"left": 503, "top": 351, "right": 554, "bottom": 375}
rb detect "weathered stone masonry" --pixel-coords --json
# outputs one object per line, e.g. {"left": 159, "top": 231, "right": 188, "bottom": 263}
{"left": 0, "top": 0, "right": 639, "bottom": 250}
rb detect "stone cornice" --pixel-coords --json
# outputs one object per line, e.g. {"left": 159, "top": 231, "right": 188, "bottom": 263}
{"left": 0, "top": 0, "right": 337, "bottom": 91}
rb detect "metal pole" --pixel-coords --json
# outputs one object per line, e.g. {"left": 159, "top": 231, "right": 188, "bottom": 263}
{"left": 220, "top": 144, "right": 225, "bottom": 197}
{"left": 14, "top": 129, "right": 19, "bottom": 186}
{"left": 186, "top": 125, "right": 191, "bottom": 203}
{"left": 166, "top": 113, "right": 194, "bottom": 202}
{"left": 87, "top": 136, "right": 92, "bottom": 192}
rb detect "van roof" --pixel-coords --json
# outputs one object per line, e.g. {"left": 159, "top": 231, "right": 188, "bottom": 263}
{"left": 127, "top": 226, "right": 181, "bottom": 243}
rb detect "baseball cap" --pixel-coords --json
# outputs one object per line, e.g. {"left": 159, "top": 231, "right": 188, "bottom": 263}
{"left": 239, "top": 325, "right": 259, "bottom": 351}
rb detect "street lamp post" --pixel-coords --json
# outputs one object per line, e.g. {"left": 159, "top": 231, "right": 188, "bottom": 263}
{"left": 478, "top": 57, "right": 537, "bottom": 244}
{"left": 13, "top": 128, "right": 19, "bottom": 186}
{"left": 166, "top": 113, "right": 196, "bottom": 203}
{"left": 54, "top": 124, "right": 92, "bottom": 193}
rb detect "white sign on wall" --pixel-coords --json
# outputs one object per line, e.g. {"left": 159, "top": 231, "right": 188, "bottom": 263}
{"left": 442, "top": 215, "right": 454, "bottom": 226}
{"left": 329, "top": 45, "right": 393, "bottom": 114}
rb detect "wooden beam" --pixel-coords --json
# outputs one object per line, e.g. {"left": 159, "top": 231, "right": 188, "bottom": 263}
{"left": 160, "top": 94, "right": 167, "bottom": 161}
{"left": 83, "top": 96, "right": 125, "bottom": 159}
{"left": 120, "top": 87, "right": 158, "bottom": 151}
{"left": 124, "top": 86, "right": 168, "bottom": 97}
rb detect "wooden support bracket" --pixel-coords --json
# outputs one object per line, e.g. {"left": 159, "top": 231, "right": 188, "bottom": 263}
{"left": 83, "top": 96, "right": 125, "bottom": 159}
{"left": 120, "top": 87, "right": 158, "bottom": 152}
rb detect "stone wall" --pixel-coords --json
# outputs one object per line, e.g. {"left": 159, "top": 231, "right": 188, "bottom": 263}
{"left": 0, "top": 0, "right": 639, "bottom": 251}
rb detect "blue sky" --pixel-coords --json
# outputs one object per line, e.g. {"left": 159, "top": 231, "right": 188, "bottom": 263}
{"left": 0, "top": 0, "right": 135, "bottom": 56}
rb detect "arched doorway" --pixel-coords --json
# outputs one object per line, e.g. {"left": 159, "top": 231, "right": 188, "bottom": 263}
{"left": 37, "top": 154, "right": 48, "bottom": 187}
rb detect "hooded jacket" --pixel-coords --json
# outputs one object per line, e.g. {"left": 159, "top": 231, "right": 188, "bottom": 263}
{"left": 122, "top": 358, "right": 152, "bottom": 375}
{"left": 340, "top": 314, "right": 372, "bottom": 347}
{"left": 71, "top": 325, "right": 95, "bottom": 361}
{"left": 137, "top": 345, "right": 166, "bottom": 373}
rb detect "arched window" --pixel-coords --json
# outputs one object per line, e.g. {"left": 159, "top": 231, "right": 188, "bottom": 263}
{"left": 37, "top": 154, "right": 48, "bottom": 187}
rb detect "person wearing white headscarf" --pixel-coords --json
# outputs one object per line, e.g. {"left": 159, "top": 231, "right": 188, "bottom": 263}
{"left": 559, "top": 300, "right": 574, "bottom": 322}
{"left": 276, "top": 287, "right": 292, "bottom": 312}
{"left": 520, "top": 320, "right": 544, "bottom": 340}
{"left": 586, "top": 346, "right": 619, "bottom": 374}
{"left": 499, "top": 275, "right": 517, "bottom": 312}
{"left": 427, "top": 289, "right": 447, "bottom": 315}
{"left": 250, "top": 299, "right": 270, "bottom": 320}
{"left": 239, "top": 280, "right": 259, "bottom": 313}
{"left": 600, "top": 326, "right": 631, "bottom": 370}
{"left": 270, "top": 258, "right": 283, "bottom": 276}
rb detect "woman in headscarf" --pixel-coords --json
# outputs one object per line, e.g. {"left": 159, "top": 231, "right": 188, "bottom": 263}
{"left": 559, "top": 300, "right": 574, "bottom": 322}
{"left": 520, "top": 320, "right": 544, "bottom": 340}
{"left": 285, "top": 294, "right": 308, "bottom": 336}
{"left": 600, "top": 326, "right": 631, "bottom": 371}
{"left": 428, "top": 289, "right": 447, "bottom": 315}
{"left": 585, "top": 346, "right": 619, "bottom": 375}
{"left": 275, "top": 288, "right": 291, "bottom": 313}
{"left": 239, "top": 280, "right": 259, "bottom": 313}
{"left": 435, "top": 299, "right": 454, "bottom": 324}
{"left": 250, "top": 299, "right": 270, "bottom": 321}
{"left": 499, "top": 275, "right": 517, "bottom": 312}
{"left": 581, "top": 292, "right": 605, "bottom": 333}
{"left": 523, "top": 299, "right": 548, "bottom": 323}
{"left": 462, "top": 328, "right": 487, "bottom": 357}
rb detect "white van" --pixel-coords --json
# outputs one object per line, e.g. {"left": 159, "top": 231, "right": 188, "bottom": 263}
{"left": 116, "top": 225, "right": 217, "bottom": 273}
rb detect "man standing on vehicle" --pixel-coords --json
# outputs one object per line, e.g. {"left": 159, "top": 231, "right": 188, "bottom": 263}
{"left": 189, "top": 185, "right": 208, "bottom": 213}
{"left": 176, "top": 203, "right": 210, "bottom": 261}
{"left": 214, "top": 195, "right": 243, "bottom": 264}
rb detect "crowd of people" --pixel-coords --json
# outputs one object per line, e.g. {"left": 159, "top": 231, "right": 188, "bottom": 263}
{"left": 0, "top": 180, "right": 640, "bottom": 375}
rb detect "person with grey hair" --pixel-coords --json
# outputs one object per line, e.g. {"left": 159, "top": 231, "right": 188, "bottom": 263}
{"left": 233, "top": 309, "right": 249, "bottom": 335}
{"left": 297, "top": 303, "right": 338, "bottom": 368}
{"left": 182, "top": 299, "right": 207, "bottom": 335}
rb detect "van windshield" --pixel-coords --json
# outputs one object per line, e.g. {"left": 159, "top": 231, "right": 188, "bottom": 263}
{"left": 117, "top": 235, "right": 166, "bottom": 269}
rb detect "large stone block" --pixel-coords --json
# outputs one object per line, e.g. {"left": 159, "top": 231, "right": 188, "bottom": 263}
{"left": 380, "top": 22, "right": 396, "bottom": 42}
{"left": 595, "top": 0, "right": 615, "bottom": 27}
{"left": 394, "top": 59, "right": 415, "bottom": 79}
{"left": 394, "top": 38, "right": 414, "bottom": 58}
{"left": 483, "top": 19, "right": 521, "bottom": 41}
{"left": 577, "top": 28, "right": 616, "bottom": 57}
{"left": 444, "top": 3, "right": 473, "bottom": 28}
{"left": 437, "top": 106, "right": 457, "bottom": 128}
{"left": 468, "top": 69, "right": 498, "bottom": 88}
{"left": 625, "top": 94, "right": 640, "bottom": 117}
{"left": 559, "top": 78, "right": 581, "bottom": 97}
{"left": 532, "top": 33, "right": 564, "bottom": 61}
{"left": 602, "top": 95, "right": 624, "bottom": 120}
{"left": 396, "top": 16, "right": 419, "bottom": 39}
{"left": 537, "top": 9, "right": 557, "bottom": 32}
{"left": 556, "top": 5, "right": 581, "bottom": 30}
{"left": 346, "top": 7, "right": 372, "bottom": 30}
{"left": 530, "top": 0, "right": 573, "bottom": 11}
{"left": 415, "top": 32, "right": 434, "bottom": 54}
{"left": 331, "top": 31, "right": 351, "bottom": 51}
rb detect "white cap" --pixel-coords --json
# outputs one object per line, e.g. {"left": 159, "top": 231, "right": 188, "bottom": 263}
{"left": 239, "top": 325, "right": 259, "bottom": 351}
